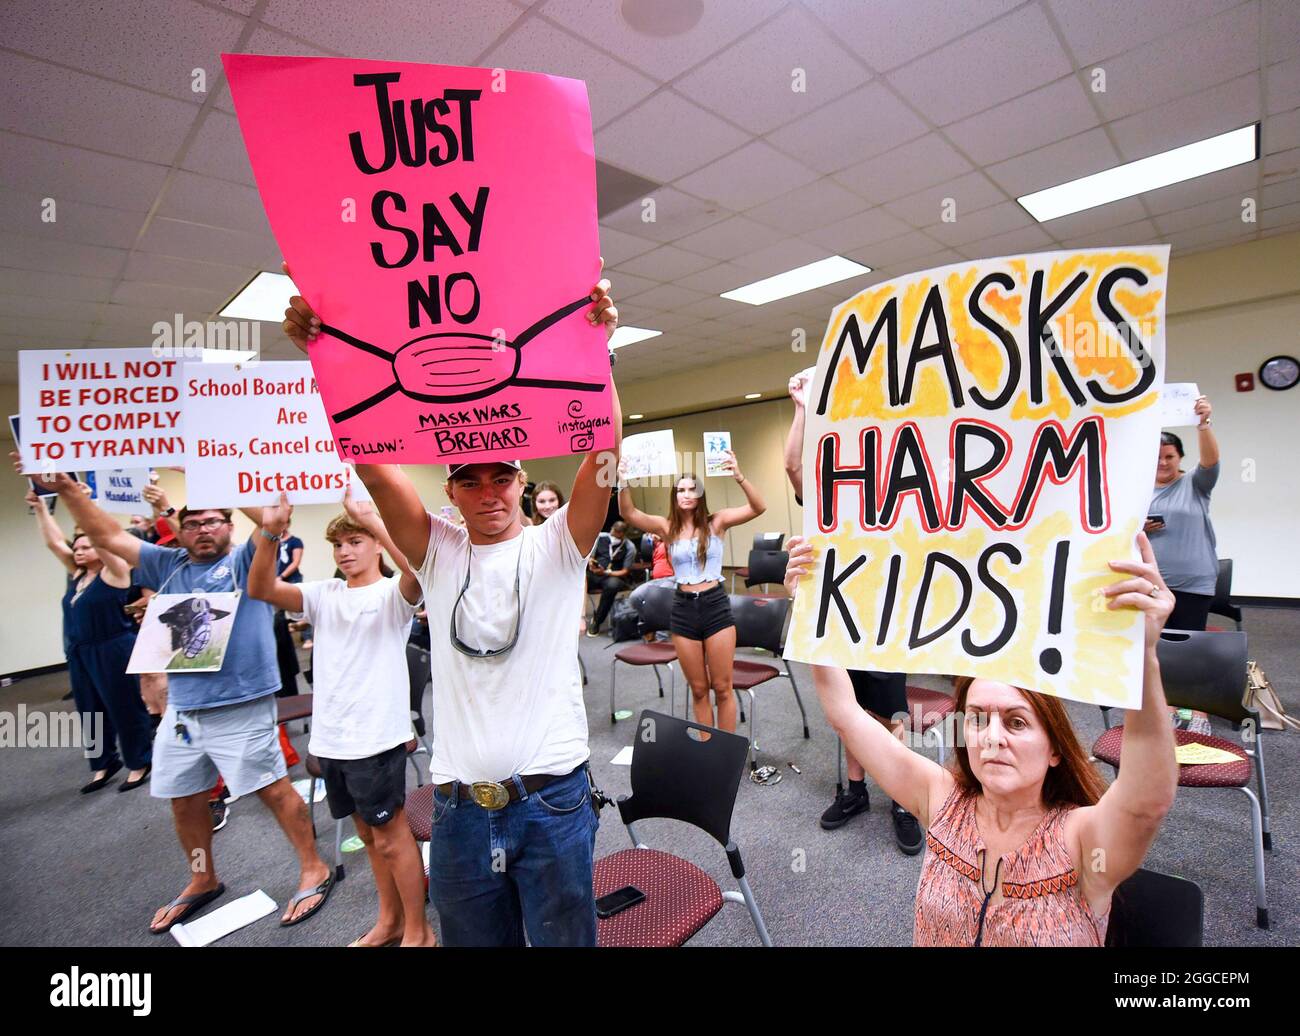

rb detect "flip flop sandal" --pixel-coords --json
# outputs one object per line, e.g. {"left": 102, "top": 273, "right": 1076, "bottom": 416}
{"left": 348, "top": 936, "right": 401, "bottom": 947}
{"left": 149, "top": 883, "right": 226, "bottom": 935}
{"left": 280, "top": 873, "right": 335, "bottom": 927}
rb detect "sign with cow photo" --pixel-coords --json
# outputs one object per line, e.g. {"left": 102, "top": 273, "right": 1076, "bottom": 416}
{"left": 126, "top": 592, "right": 241, "bottom": 674}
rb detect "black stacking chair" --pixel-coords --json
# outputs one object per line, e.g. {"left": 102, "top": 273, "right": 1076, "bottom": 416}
{"left": 743, "top": 549, "right": 789, "bottom": 596}
{"left": 1208, "top": 558, "right": 1243, "bottom": 631}
{"left": 731, "top": 532, "right": 785, "bottom": 591}
{"left": 1089, "top": 629, "right": 1272, "bottom": 928}
{"left": 594, "top": 710, "right": 772, "bottom": 946}
{"left": 1106, "top": 868, "right": 1203, "bottom": 947}
{"left": 728, "top": 595, "right": 809, "bottom": 767}
{"left": 405, "top": 644, "right": 432, "bottom": 785}
{"left": 610, "top": 581, "right": 676, "bottom": 723}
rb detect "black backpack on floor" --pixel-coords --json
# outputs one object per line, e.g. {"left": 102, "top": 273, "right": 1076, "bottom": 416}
{"left": 610, "top": 598, "right": 640, "bottom": 642}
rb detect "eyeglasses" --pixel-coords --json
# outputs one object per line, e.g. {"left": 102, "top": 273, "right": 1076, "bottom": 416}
{"left": 449, "top": 541, "right": 523, "bottom": 659}
{"left": 180, "top": 517, "right": 229, "bottom": 533}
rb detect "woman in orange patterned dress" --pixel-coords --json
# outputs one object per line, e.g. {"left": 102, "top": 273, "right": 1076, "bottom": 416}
{"left": 784, "top": 532, "right": 1179, "bottom": 946}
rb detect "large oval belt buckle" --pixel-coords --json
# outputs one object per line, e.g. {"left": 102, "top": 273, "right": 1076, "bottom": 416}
{"left": 470, "top": 781, "right": 510, "bottom": 810}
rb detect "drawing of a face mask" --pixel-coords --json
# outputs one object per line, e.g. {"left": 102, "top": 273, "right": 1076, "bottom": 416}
{"left": 320, "top": 295, "right": 608, "bottom": 422}
{"left": 159, "top": 597, "right": 232, "bottom": 659}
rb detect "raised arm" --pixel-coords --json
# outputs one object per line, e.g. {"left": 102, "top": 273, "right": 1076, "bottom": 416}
{"left": 1194, "top": 394, "right": 1220, "bottom": 469}
{"left": 711, "top": 450, "right": 766, "bottom": 531}
{"left": 1072, "top": 533, "right": 1178, "bottom": 907}
{"left": 617, "top": 479, "right": 669, "bottom": 539}
{"left": 787, "top": 536, "right": 952, "bottom": 823}
{"left": 354, "top": 464, "right": 431, "bottom": 570}
{"left": 567, "top": 270, "right": 622, "bottom": 557}
{"left": 23, "top": 460, "right": 143, "bottom": 568}
{"left": 784, "top": 366, "right": 814, "bottom": 495}
{"left": 26, "top": 488, "right": 77, "bottom": 575}
{"left": 246, "top": 493, "right": 304, "bottom": 612}
{"left": 343, "top": 484, "right": 421, "bottom": 605}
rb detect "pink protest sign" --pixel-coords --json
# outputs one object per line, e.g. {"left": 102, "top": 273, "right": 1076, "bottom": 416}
{"left": 222, "top": 54, "right": 612, "bottom": 466}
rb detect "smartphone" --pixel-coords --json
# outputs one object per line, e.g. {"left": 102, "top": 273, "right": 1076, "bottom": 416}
{"left": 1146, "top": 514, "right": 1165, "bottom": 527}
{"left": 595, "top": 885, "right": 645, "bottom": 919}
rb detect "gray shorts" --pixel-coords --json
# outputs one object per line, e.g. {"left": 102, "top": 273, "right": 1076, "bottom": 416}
{"left": 151, "top": 694, "right": 287, "bottom": 800}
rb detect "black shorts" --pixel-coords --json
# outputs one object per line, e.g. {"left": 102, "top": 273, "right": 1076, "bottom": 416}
{"left": 670, "top": 584, "right": 735, "bottom": 640}
{"left": 319, "top": 743, "right": 408, "bottom": 826}
{"left": 848, "top": 669, "right": 906, "bottom": 720}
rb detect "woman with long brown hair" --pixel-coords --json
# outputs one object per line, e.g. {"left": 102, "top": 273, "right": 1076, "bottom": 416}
{"left": 530, "top": 480, "right": 565, "bottom": 525}
{"left": 783, "top": 532, "right": 1178, "bottom": 946}
{"left": 617, "top": 452, "right": 764, "bottom": 731}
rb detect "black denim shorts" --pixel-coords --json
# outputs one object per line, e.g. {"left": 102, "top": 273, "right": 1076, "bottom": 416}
{"left": 670, "top": 584, "right": 735, "bottom": 641}
{"left": 319, "top": 742, "right": 408, "bottom": 826}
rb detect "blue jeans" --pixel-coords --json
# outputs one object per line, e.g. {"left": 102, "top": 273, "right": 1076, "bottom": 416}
{"left": 428, "top": 764, "right": 599, "bottom": 946}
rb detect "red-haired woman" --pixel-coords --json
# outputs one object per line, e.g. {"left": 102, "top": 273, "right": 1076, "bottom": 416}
{"left": 618, "top": 454, "right": 764, "bottom": 732}
{"left": 784, "top": 532, "right": 1178, "bottom": 946}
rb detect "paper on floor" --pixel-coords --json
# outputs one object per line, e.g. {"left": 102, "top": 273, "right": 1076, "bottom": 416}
{"left": 610, "top": 746, "right": 634, "bottom": 766}
{"left": 171, "top": 889, "right": 277, "bottom": 947}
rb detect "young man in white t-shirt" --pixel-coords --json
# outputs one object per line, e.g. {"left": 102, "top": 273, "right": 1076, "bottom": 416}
{"left": 248, "top": 488, "right": 435, "bottom": 947}
{"left": 281, "top": 274, "right": 620, "bottom": 946}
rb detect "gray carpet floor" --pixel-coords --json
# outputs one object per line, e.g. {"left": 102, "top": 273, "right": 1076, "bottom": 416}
{"left": 1, "top": 605, "right": 1296, "bottom": 948}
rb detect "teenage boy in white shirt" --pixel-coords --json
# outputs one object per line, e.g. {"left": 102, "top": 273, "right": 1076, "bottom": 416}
{"left": 248, "top": 487, "right": 435, "bottom": 947}
{"left": 281, "top": 275, "right": 619, "bottom": 946}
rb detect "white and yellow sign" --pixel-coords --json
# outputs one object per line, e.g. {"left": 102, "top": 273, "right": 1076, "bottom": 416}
{"left": 786, "top": 247, "right": 1170, "bottom": 709}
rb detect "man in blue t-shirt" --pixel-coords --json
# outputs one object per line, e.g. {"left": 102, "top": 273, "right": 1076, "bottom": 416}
{"left": 50, "top": 475, "right": 335, "bottom": 935}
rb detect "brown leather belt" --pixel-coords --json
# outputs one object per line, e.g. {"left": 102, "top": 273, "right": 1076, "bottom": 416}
{"left": 435, "top": 767, "right": 575, "bottom": 810}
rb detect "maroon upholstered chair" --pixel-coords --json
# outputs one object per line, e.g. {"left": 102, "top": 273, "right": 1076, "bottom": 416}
{"left": 1089, "top": 629, "right": 1270, "bottom": 929}
{"left": 595, "top": 711, "right": 771, "bottom": 947}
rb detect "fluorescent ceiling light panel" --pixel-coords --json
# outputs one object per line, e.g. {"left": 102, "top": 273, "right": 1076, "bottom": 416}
{"left": 721, "top": 256, "right": 871, "bottom": 306}
{"left": 219, "top": 271, "right": 297, "bottom": 322}
{"left": 627, "top": 413, "right": 644, "bottom": 420}
{"left": 744, "top": 393, "right": 762, "bottom": 399}
{"left": 1018, "top": 124, "right": 1259, "bottom": 222}
{"left": 608, "top": 326, "right": 661, "bottom": 349}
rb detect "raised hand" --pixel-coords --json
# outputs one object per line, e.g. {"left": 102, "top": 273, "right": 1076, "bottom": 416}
{"left": 788, "top": 366, "right": 815, "bottom": 409}
{"left": 342, "top": 481, "right": 376, "bottom": 525}
{"left": 783, "top": 535, "right": 814, "bottom": 599}
{"left": 280, "top": 261, "right": 320, "bottom": 354}
{"left": 1102, "top": 532, "right": 1174, "bottom": 649}
{"left": 262, "top": 491, "right": 293, "bottom": 537}
{"left": 589, "top": 258, "right": 618, "bottom": 343}
{"left": 1194, "top": 394, "right": 1213, "bottom": 426}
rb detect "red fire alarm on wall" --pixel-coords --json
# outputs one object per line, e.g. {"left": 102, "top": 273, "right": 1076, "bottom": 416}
{"left": 1236, "top": 372, "right": 1254, "bottom": 392}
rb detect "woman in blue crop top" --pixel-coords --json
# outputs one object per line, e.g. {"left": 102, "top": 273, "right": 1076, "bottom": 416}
{"left": 618, "top": 451, "right": 765, "bottom": 733}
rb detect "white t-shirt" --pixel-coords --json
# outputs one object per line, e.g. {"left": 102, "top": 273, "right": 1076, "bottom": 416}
{"left": 295, "top": 576, "right": 419, "bottom": 760}
{"left": 418, "top": 503, "right": 588, "bottom": 784}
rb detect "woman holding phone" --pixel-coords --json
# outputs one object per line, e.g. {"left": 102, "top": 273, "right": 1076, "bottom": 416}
{"left": 1147, "top": 394, "right": 1220, "bottom": 630}
{"left": 617, "top": 453, "right": 764, "bottom": 732}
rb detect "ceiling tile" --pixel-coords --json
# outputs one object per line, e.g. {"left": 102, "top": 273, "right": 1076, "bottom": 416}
{"left": 0, "top": 50, "right": 199, "bottom": 164}
{"left": 1046, "top": 0, "right": 1241, "bottom": 67}
{"left": 481, "top": 16, "right": 657, "bottom": 128}
{"left": 123, "top": 251, "right": 254, "bottom": 292}
{"left": 810, "top": 0, "right": 1021, "bottom": 73}
{"left": 5, "top": 0, "right": 245, "bottom": 101}
{"left": 883, "top": 172, "right": 1007, "bottom": 228}
{"left": 1090, "top": 5, "right": 1261, "bottom": 122}
{"left": 540, "top": 0, "right": 787, "bottom": 81}
{"left": 0, "top": 133, "right": 169, "bottom": 212}
{"left": 943, "top": 76, "right": 1101, "bottom": 167}
{"left": 984, "top": 127, "right": 1121, "bottom": 197}
{"left": 1268, "top": 57, "right": 1300, "bottom": 114}
{"left": 927, "top": 201, "right": 1035, "bottom": 247}
{"left": 597, "top": 225, "right": 660, "bottom": 266}
{"left": 213, "top": 26, "right": 337, "bottom": 114}
{"left": 674, "top": 216, "right": 787, "bottom": 261}
{"left": 674, "top": 6, "right": 866, "bottom": 135}
{"left": 1142, "top": 163, "right": 1259, "bottom": 215}
{"left": 263, "top": 0, "right": 524, "bottom": 63}
{"left": 887, "top": 6, "right": 1073, "bottom": 126}
{"left": 1261, "top": 200, "right": 1300, "bottom": 228}
{"left": 1039, "top": 196, "right": 1150, "bottom": 239}
{"left": 859, "top": 230, "right": 948, "bottom": 269}
{"left": 803, "top": 207, "right": 911, "bottom": 253}
{"left": 1109, "top": 74, "right": 1261, "bottom": 162}
{"left": 1262, "top": 172, "right": 1300, "bottom": 207}
{"left": 620, "top": 282, "right": 708, "bottom": 312}
{"left": 765, "top": 81, "right": 929, "bottom": 175}
{"left": 728, "top": 237, "right": 828, "bottom": 278}
{"left": 676, "top": 262, "right": 755, "bottom": 295}
{"left": 109, "top": 281, "right": 231, "bottom": 312}
{"left": 0, "top": 233, "right": 125, "bottom": 279}
{"left": 0, "top": 268, "right": 114, "bottom": 302}
{"left": 745, "top": 178, "right": 866, "bottom": 235}
{"left": 834, "top": 134, "right": 973, "bottom": 203}
{"left": 674, "top": 141, "right": 821, "bottom": 210}
{"left": 135, "top": 216, "right": 281, "bottom": 268}
{"left": 157, "top": 171, "right": 273, "bottom": 236}
{"left": 1154, "top": 196, "right": 1246, "bottom": 235}
{"left": 599, "top": 186, "right": 729, "bottom": 243}
{"left": 616, "top": 243, "right": 716, "bottom": 281}
{"left": 595, "top": 90, "right": 750, "bottom": 183}
{"left": 1062, "top": 218, "right": 1161, "bottom": 250}
{"left": 601, "top": 270, "right": 660, "bottom": 302}
{"left": 1265, "top": 107, "right": 1300, "bottom": 153}
{"left": 181, "top": 111, "right": 257, "bottom": 185}
{"left": 1166, "top": 216, "right": 1258, "bottom": 253}
{"left": 0, "top": 190, "right": 147, "bottom": 250}
{"left": 1263, "top": 0, "right": 1300, "bottom": 63}
{"left": 956, "top": 224, "right": 1056, "bottom": 259}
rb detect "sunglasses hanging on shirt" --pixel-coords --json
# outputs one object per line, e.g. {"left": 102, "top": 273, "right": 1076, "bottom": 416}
{"left": 449, "top": 540, "right": 523, "bottom": 658}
